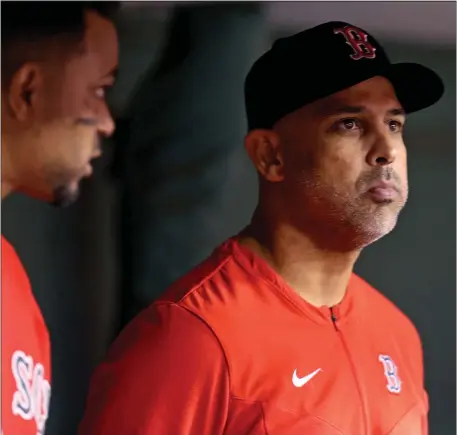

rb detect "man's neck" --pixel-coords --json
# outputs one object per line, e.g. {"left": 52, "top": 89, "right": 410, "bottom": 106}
{"left": 1, "top": 181, "right": 14, "bottom": 200}
{"left": 1, "top": 136, "right": 16, "bottom": 200}
{"left": 238, "top": 208, "right": 361, "bottom": 307}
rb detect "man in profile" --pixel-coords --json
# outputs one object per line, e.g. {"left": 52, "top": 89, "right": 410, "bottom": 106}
{"left": 1, "top": 2, "right": 119, "bottom": 434}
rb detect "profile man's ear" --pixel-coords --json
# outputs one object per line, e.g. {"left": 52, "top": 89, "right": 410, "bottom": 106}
{"left": 7, "top": 63, "right": 42, "bottom": 121}
{"left": 244, "top": 129, "right": 285, "bottom": 182}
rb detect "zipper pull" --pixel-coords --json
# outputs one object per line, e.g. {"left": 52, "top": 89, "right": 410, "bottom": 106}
{"left": 330, "top": 307, "right": 338, "bottom": 330}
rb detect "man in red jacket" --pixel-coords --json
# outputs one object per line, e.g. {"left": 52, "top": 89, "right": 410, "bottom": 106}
{"left": 1, "top": 2, "right": 118, "bottom": 434}
{"left": 79, "top": 22, "right": 443, "bottom": 435}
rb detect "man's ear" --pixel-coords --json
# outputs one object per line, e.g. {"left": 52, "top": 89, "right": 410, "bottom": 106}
{"left": 244, "top": 129, "right": 284, "bottom": 182}
{"left": 7, "top": 63, "right": 42, "bottom": 122}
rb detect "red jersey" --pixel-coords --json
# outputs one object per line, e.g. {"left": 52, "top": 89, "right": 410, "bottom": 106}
{"left": 1, "top": 236, "right": 51, "bottom": 435}
{"left": 79, "top": 238, "right": 428, "bottom": 435}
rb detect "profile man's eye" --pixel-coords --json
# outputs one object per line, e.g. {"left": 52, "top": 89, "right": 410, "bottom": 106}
{"left": 94, "top": 87, "right": 106, "bottom": 99}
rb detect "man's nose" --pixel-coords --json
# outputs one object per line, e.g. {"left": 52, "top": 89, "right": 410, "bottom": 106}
{"left": 366, "top": 132, "right": 398, "bottom": 167}
{"left": 97, "top": 103, "right": 115, "bottom": 138}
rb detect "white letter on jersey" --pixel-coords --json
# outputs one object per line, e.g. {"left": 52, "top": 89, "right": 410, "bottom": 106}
{"left": 11, "top": 350, "right": 51, "bottom": 435}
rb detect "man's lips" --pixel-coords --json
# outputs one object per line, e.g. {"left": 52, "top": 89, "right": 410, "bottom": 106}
{"left": 367, "top": 181, "right": 400, "bottom": 202}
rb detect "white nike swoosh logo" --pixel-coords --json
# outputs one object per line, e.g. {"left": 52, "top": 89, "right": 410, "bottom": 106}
{"left": 292, "top": 368, "right": 322, "bottom": 387}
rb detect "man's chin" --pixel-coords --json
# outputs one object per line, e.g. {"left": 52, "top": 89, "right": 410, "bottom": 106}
{"left": 51, "top": 184, "right": 80, "bottom": 208}
{"left": 354, "top": 217, "right": 399, "bottom": 248}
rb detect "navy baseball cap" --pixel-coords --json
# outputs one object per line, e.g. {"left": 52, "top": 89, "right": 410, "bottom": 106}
{"left": 244, "top": 21, "right": 445, "bottom": 131}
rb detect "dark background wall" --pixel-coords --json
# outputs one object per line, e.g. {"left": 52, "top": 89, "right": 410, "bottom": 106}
{"left": 2, "top": 3, "right": 455, "bottom": 435}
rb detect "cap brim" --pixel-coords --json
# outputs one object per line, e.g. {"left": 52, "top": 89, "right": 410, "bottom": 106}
{"left": 385, "top": 63, "right": 444, "bottom": 114}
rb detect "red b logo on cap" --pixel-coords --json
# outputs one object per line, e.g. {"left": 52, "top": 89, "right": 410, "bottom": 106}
{"left": 334, "top": 26, "right": 377, "bottom": 60}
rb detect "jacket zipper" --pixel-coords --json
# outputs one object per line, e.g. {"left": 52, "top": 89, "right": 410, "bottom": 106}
{"left": 330, "top": 307, "right": 338, "bottom": 330}
{"left": 329, "top": 307, "right": 369, "bottom": 434}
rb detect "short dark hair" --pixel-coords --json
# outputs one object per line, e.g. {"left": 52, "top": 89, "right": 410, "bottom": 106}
{"left": 1, "top": 1, "right": 119, "bottom": 85}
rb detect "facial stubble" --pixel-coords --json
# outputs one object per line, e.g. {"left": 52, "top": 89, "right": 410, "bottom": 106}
{"left": 293, "top": 166, "right": 407, "bottom": 250}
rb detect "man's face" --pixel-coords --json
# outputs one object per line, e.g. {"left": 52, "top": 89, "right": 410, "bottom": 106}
{"left": 252, "top": 76, "right": 409, "bottom": 250}
{"left": 3, "top": 10, "right": 118, "bottom": 206}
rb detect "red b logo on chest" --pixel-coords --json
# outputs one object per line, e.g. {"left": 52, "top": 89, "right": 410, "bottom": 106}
{"left": 334, "top": 26, "right": 377, "bottom": 60}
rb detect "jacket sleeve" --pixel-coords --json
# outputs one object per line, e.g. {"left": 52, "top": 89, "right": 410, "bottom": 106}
{"left": 414, "top": 323, "right": 428, "bottom": 435}
{"left": 421, "top": 390, "right": 429, "bottom": 435}
{"left": 78, "top": 302, "right": 230, "bottom": 435}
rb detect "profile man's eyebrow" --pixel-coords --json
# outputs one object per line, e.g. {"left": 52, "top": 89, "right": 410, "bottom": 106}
{"left": 102, "top": 66, "right": 119, "bottom": 81}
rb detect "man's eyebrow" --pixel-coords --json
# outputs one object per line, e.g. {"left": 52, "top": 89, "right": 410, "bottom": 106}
{"left": 387, "top": 108, "right": 406, "bottom": 117}
{"left": 328, "top": 105, "right": 365, "bottom": 115}
{"left": 101, "top": 66, "right": 119, "bottom": 81}
{"left": 317, "top": 105, "right": 406, "bottom": 117}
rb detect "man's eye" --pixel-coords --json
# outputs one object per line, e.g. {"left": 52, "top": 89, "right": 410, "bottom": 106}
{"left": 388, "top": 120, "right": 403, "bottom": 132}
{"left": 338, "top": 118, "right": 361, "bottom": 131}
{"left": 94, "top": 87, "right": 107, "bottom": 99}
